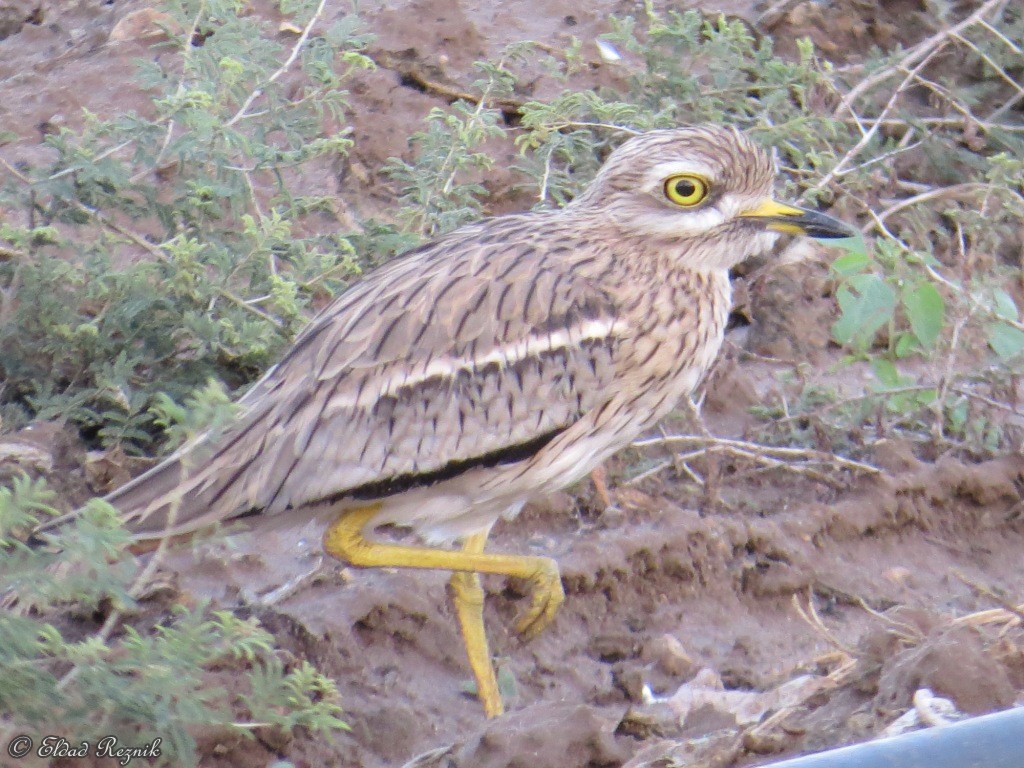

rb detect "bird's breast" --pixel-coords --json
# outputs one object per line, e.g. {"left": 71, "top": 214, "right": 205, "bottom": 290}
{"left": 615, "top": 268, "right": 732, "bottom": 427}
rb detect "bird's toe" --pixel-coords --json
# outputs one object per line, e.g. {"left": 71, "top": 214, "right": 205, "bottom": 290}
{"left": 514, "top": 560, "right": 565, "bottom": 639}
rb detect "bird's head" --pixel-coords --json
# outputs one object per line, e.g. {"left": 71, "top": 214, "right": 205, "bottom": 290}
{"left": 569, "top": 126, "right": 856, "bottom": 270}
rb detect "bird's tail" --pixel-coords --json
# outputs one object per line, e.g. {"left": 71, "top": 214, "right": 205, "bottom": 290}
{"left": 33, "top": 429, "right": 260, "bottom": 544}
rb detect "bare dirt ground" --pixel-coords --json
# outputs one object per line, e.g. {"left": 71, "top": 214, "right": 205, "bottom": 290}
{"left": 2, "top": 1, "right": 1023, "bottom": 767}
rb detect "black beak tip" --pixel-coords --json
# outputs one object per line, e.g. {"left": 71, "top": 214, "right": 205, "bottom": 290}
{"left": 807, "top": 222, "right": 859, "bottom": 240}
{"left": 796, "top": 208, "right": 859, "bottom": 240}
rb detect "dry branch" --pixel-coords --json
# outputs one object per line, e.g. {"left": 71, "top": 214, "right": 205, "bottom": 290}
{"left": 631, "top": 433, "right": 880, "bottom": 482}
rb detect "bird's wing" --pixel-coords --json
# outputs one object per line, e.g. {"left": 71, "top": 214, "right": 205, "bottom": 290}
{"left": 93, "top": 214, "right": 628, "bottom": 537}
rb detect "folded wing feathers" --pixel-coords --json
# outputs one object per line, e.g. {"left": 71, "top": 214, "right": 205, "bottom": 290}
{"left": 51, "top": 214, "right": 627, "bottom": 540}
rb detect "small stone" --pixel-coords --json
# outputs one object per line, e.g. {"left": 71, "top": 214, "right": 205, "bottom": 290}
{"left": 109, "top": 8, "right": 180, "bottom": 43}
{"left": 612, "top": 664, "right": 646, "bottom": 702}
{"left": 883, "top": 566, "right": 914, "bottom": 587}
{"left": 642, "top": 634, "right": 696, "bottom": 677}
{"left": 743, "top": 728, "right": 791, "bottom": 755}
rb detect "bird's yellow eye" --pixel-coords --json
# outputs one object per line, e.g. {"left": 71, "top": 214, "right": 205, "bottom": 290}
{"left": 663, "top": 174, "right": 710, "bottom": 207}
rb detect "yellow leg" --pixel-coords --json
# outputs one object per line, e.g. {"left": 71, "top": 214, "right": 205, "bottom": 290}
{"left": 323, "top": 504, "right": 565, "bottom": 715}
{"left": 449, "top": 532, "right": 502, "bottom": 717}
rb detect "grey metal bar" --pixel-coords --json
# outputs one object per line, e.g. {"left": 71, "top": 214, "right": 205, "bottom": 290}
{"left": 757, "top": 706, "right": 1024, "bottom": 768}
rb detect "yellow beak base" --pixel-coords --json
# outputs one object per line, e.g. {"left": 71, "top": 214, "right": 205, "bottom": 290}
{"left": 739, "top": 199, "right": 857, "bottom": 240}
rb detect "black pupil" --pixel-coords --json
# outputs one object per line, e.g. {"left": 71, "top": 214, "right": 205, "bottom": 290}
{"left": 675, "top": 179, "right": 697, "bottom": 198}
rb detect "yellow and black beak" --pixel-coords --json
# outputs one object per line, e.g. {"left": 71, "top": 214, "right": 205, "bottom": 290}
{"left": 739, "top": 199, "right": 857, "bottom": 240}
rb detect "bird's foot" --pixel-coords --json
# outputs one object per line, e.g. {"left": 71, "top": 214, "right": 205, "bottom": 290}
{"left": 513, "top": 557, "right": 564, "bottom": 640}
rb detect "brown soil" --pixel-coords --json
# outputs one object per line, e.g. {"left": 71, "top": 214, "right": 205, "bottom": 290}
{"left": 2, "top": 2, "right": 1023, "bottom": 768}
{"left": 163, "top": 401, "right": 1022, "bottom": 768}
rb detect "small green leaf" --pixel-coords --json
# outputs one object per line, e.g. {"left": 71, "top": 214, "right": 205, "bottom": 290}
{"left": 831, "top": 274, "right": 897, "bottom": 351}
{"left": 831, "top": 250, "right": 871, "bottom": 275}
{"left": 902, "top": 282, "right": 944, "bottom": 350}
{"left": 497, "top": 663, "right": 518, "bottom": 700}
{"left": 947, "top": 396, "right": 969, "bottom": 434}
{"left": 870, "top": 357, "right": 902, "bottom": 388}
{"left": 893, "top": 332, "right": 917, "bottom": 358}
{"left": 823, "top": 232, "right": 869, "bottom": 259}
{"left": 991, "top": 289, "right": 1019, "bottom": 321}
{"left": 987, "top": 322, "right": 1024, "bottom": 360}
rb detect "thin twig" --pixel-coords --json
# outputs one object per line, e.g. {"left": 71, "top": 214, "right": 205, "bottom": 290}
{"left": 824, "top": 137, "right": 923, "bottom": 183}
{"left": 128, "top": 4, "right": 206, "bottom": 183}
{"left": 632, "top": 433, "right": 881, "bottom": 475}
{"left": 535, "top": 120, "right": 641, "bottom": 136}
{"left": 624, "top": 459, "right": 674, "bottom": 486}
{"left": 874, "top": 182, "right": 992, "bottom": 225}
{"left": 951, "top": 387, "right": 1024, "bottom": 417}
{"left": 835, "top": 115, "right": 1024, "bottom": 134}
{"left": 906, "top": 69, "right": 985, "bottom": 125}
{"left": 792, "top": 591, "right": 860, "bottom": 656}
{"left": 227, "top": 0, "right": 328, "bottom": 127}
{"left": 855, "top": 596, "right": 925, "bottom": 643}
{"left": 836, "top": 0, "right": 1007, "bottom": 113}
{"left": 47, "top": 141, "right": 134, "bottom": 182}
{"left": 949, "top": 31, "right": 1024, "bottom": 98}
{"left": 953, "top": 606, "right": 1023, "bottom": 628}
{"left": 952, "top": 570, "right": 1024, "bottom": 625}
{"left": 977, "top": 18, "right": 1023, "bottom": 54}
{"left": 816, "top": 48, "right": 943, "bottom": 191}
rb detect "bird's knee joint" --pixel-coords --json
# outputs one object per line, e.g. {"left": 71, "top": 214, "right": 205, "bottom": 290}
{"left": 530, "top": 558, "right": 561, "bottom": 585}
{"left": 449, "top": 573, "right": 485, "bottom": 607}
{"left": 323, "top": 516, "right": 375, "bottom": 566}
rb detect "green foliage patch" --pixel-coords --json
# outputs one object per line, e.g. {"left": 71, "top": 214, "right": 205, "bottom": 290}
{"left": 1, "top": 2, "right": 358, "bottom": 763}
{"left": 0, "top": 485, "right": 345, "bottom": 767}
{"left": 0, "top": 0, "right": 373, "bottom": 451}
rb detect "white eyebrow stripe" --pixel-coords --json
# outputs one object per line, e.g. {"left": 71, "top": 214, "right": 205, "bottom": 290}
{"left": 324, "top": 316, "right": 628, "bottom": 412}
{"left": 644, "top": 160, "right": 719, "bottom": 194}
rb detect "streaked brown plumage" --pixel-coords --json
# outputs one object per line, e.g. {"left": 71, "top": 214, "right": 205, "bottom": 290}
{"left": 36, "top": 125, "right": 855, "bottom": 717}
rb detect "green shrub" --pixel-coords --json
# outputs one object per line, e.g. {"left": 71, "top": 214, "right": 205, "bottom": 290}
{"left": 0, "top": 477, "right": 346, "bottom": 767}
{"left": 1, "top": 1, "right": 360, "bottom": 762}
{"left": 0, "top": 0, "right": 373, "bottom": 452}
